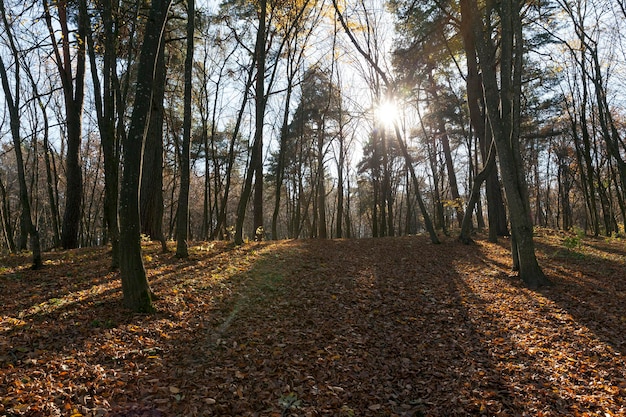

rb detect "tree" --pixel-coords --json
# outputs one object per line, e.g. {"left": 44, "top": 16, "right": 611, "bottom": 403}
{"left": 452, "top": 0, "right": 509, "bottom": 243}
{"left": 119, "top": 0, "right": 172, "bottom": 312}
{"left": 140, "top": 32, "right": 167, "bottom": 252}
{"left": 175, "top": 0, "right": 195, "bottom": 258}
{"left": 22, "top": 56, "right": 61, "bottom": 249}
{"left": 83, "top": 0, "right": 121, "bottom": 267}
{"left": 231, "top": 0, "right": 317, "bottom": 244}
{"left": 271, "top": 0, "right": 321, "bottom": 240}
{"left": 458, "top": 0, "right": 509, "bottom": 241}
{"left": 0, "top": 171, "right": 16, "bottom": 253}
{"left": 0, "top": 0, "right": 42, "bottom": 268}
{"left": 212, "top": 69, "right": 256, "bottom": 241}
{"left": 554, "top": 0, "right": 626, "bottom": 235}
{"left": 234, "top": 0, "right": 267, "bottom": 245}
{"left": 194, "top": 15, "right": 237, "bottom": 240}
{"left": 389, "top": 0, "right": 509, "bottom": 241}
{"left": 332, "top": 0, "right": 440, "bottom": 244}
{"left": 291, "top": 65, "right": 342, "bottom": 238}
{"left": 43, "top": 0, "right": 87, "bottom": 250}
{"left": 468, "top": 0, "right": 550, "bottom": 287}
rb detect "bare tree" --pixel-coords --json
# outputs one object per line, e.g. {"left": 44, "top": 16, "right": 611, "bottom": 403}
{"left": 0, "top": 0, "right": 42, "bottom": 267}
{"left": 332, "top": 0, "right": 440, "bottom": 244}
{"left": 234, "top": 0, "right": 267, "bottom": 245}
{"left": 83, "top": 0, "right": 122, "bottom": 266}
{"left": 43, "top": 0, "right": 87, "bottom": 250}
{"left": 0, "top": 173, "right": 16, "bottom": 252}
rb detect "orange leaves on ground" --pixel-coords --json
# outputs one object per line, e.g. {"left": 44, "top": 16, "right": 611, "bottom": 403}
{"left": 1, "top": 235, "right": 625, "bottom": 415}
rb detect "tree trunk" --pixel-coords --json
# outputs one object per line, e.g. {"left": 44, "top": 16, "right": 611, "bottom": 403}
{"left": 570, "top": 107, "right": 599, "bottom": 235}
{"left": 272, "top": 77, "right": 294, "bottom": 240}
{"left": 252, "top": 0, "right": 267, "bottom": 242}
{"left": 470, "top": 0, "right": 549, "bottom": 287}
{"left": 428, "top": 72, "right": 464, "bottom": 227}
{"left": 439, "top": 124, "right": 463, "bottom": 227}
{"left": 596, "top": 171, "right": 615, "bottom": 236}
{"left": 393, "top": 124, "right": 440, "bottom": 244}
{"left": 426, "top": 130, "right": 445, "bottom": 233}
{"left": 204, "top": 54, "right": 228, "bottom": 240}
{"left": 84, "top": 0, "right": 120, "bottom": 266}
{"left": 459, "top": 142, "right": 496, "bottom": 243}
{"left": 102, "top": 0, "right": 120, "bottom": 264}
{"left": 235, "top": 0, "right": 266, "bottom": 245}
{"left": 381, "top": 130, "right": 394, "bottom": 236}
{"left": 0, "top": 175, "right": 16, "bottom": 252}
{"left": 336, "top": 131, "right": 345, "bottom": 238}
{"left": 212, "top": 62, "right": 255, "bottom": 240}
{"left": 580, "top": 116, "right": 600, "bottom": 234}
{"left": 141, "top": 36, "right": 167, "bottom": 252}
{"left": 589, "top": 47, "right": 626, "bottom": 206}
{"left": 0, "top": 0, "right": 42, "bottom": 268}
{"left": 175, "top": 0, "right": 194, "bottom": 258}
{"left": 119, "top": 0, "right": 172, "bottom": 312}
{"left": 23, "top": 62, "right": 61, "bottom": 250}
{"left": 459, "top": 0, "right": 508, "bottom": 241}
{"left": 317, "top": 121, "right": 328, "bottom": 239}
{"left": 610, "top": 159, "right": 626, "bottom": 231}
{"left": 345, "top": 169, "right": 353, "bottom": 238}
{"left": 44, "top": 0, "right": 87, "bottom": 250}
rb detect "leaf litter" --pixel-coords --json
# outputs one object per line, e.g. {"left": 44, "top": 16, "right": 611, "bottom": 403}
{"left": 0, "top": 230, "right": 625, "bottom": 416}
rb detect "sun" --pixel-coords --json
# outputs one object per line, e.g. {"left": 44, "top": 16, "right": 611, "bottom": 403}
{"left": 374, "top": 99, "right": 400, "bottom": 129}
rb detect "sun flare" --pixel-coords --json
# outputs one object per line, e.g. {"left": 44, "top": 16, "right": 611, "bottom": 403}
{"left": 374, "top": 99, "right": 400, "bottom": 128}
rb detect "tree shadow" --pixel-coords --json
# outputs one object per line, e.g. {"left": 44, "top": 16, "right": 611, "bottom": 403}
{"left": 531, "top": 238, "right": 626, "bottom": 355}
{"left": 470, "top": 237, "right": 626, "bottom": 414}
{"left": 2, "top": 236, "right": 624, "bottom": 416}
{"left": 0, "top": 246, "right": 118, "bottom": 317}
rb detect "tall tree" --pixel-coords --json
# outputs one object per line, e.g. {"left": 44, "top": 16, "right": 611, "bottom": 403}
{"left": 83, "top": 0, "right": 121, "bottom": 267}
{"left": 43, "top": 0, "right": 87, "bottom": 249}
{"left": 556, "top": 0, "right": 626, "bottom": 235}
{"left": 234, "top": 0, "right": 267, "bottom": 244}
{"left": 452, "top": 0, "right": 508, "bottom": 243}
{"left": 195, "top": 18, "right": 235, "bottom": 240}
{"left": 175, "top": 0, "right": 195, "bottom": 258}
{"left": 22, "top": 59, "right": 61, "bottom": 249}
{"left": 139, "top": 33, "right": 167, "bottom": 251}
{"left": 271, "top": 0, "right": 320, "bottom": 240}
{"left": 251, "top": 0, "right": 266, "bottom": 242}
{"left": 332, "top": 0, "right": 440, "bottom": 244}
{"left": 292, "top": 66, "right": 342, "bottom": 238}
{"left": 119, "top": 0, "right": 172, "bottom": 312}
{"left": 0, "top": 174, "right": 16, "bottom": 252}
{"left": 209, "top": 7, "right": 261, "bottom": 240}
{"left": 460, "top": 0, "right": 509, "bottom": 241}
{"left": 0, "top": 0, "right": 42, "bottom": 268}
{"left": 390, "top": 0, "right": 509, "bottom": 241}
{"left": 212, "top": 62, "right": 256, "bottom": 240}
{"left": 426, "top": 72, "right": 464, "bottom": 228}
{"left": 469, "top": 0, "right": 549, "bottom": 287}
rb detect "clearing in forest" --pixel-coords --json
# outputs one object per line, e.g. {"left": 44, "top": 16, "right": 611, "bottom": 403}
{"left": 0, "top": 231, "right": 625, "bottom": 416}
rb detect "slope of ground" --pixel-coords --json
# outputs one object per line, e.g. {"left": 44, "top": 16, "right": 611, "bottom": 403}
{"left": 0, "top": 231, "right": 625, "bottom": 416}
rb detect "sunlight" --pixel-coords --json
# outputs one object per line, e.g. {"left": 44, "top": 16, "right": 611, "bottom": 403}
{"left": 374, "top": 99, "right": 400, "bottom": 129}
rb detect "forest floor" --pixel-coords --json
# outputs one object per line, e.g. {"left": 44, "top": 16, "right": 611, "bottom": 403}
{"left": 1, "top": 230, "right": 625, "bottom": 417}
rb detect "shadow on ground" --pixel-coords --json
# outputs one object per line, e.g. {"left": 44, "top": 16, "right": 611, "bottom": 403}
{"left": 1, "top": 235, "right": 625, "bottom": 416}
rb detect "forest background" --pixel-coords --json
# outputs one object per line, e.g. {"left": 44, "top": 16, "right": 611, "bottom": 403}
{"left": 1, "top": 0, "right": 626, "bottom": 308}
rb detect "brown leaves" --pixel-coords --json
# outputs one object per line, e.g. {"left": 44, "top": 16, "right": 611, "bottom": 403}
{"left": 1, "top": 235, "right": 626, "bottom": 415}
